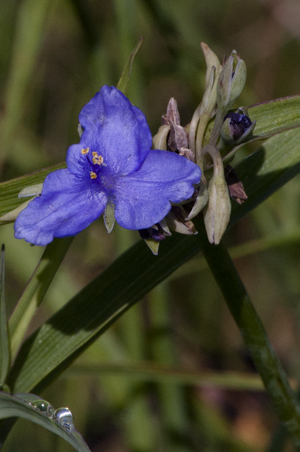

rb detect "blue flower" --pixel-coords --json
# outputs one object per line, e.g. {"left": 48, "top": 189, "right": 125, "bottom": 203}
{"left": 14, "top": 86, "right": 201, "bottom": 246}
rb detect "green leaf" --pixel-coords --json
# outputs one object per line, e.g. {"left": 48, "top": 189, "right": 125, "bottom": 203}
{"left": 231, "top": 127, "right": 300, "bottom": 224}
{"left": 117, "top": 36, "right": 144, "bottom": 95}
{"left": 66, "top": 362, "right": 285, "bottom": 391}
{"left": 0, "top": 200, "right": 33, "bottom": 224}
{"left": 9, "top": 237, "right": 74, "bottom": 359}
{"left": 0, "top": 246, "right": 10, "bottom": 384}
{"left": 0, "top": 163, "right": 65, "bottom": 222}
{"left": 170, "top": 229, "right": 300, "bottom": 280}
{"left": 7, "top": 235, "right": 197, "bottom": 394}
{"left": 0, "top": 392, "right": 90, "bottom": 452}
{"left": 7, "top": 126, "right": 300, "bottom": 395}
{"left": 248, "top": 95, "right": 300, "bottom": 138}
{"left": 3, "top": 0, "right": 52, "bottom": 167}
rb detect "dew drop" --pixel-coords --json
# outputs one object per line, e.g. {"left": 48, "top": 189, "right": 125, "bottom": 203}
{"left": 31, "top": 400, "right": 54, "bottom": 417}
{"left": 54, "top": 407, "right": 74, "bottom": 432}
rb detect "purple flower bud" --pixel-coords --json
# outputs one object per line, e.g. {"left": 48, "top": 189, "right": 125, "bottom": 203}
{"left": 223, "top": 112, "right": 252, "bottom": 140}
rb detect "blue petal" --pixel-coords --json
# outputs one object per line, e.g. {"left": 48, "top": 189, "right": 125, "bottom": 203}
{"left": 68, "top": 86, "right": 152, "bottom": 176}
{"left": 113, "top": 150, "right": 201, "bottom": 230}
{"left": 14, "top": 169, "right": 108, "bottom": 245}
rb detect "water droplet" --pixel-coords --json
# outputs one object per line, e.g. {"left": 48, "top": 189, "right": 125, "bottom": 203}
{"left": 31, "top": 400, "right": 54, "bottom": 417}
{"left": 54, "top": 407, "right": 74, "bottom": 432}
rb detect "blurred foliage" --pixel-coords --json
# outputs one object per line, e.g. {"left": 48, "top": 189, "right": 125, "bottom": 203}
{"left": 1, "top": 0, "right": 300, "bottom": 451}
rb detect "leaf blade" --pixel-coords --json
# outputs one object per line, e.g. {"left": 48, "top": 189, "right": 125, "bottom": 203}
{"left": 0, "top": 246, "right": 9, "bottom": 384}
{"left": 248, "top": 95, "right": 300, "bottom": 137}
{"left": 7, "top": 126, "right": 300, "bottom": 394}
{"left": 0, "top": 392, "right": 91, "bottom": 452}
{"left": 0, "top": 163, "right": 66, "bottom": 221}
{"left": 117, "top": 36, "right": 144, "bottom": 95}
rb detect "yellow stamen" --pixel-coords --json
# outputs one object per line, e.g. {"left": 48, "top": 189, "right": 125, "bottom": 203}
{"left": 90, "top": 171, "right": 97, "bottom": 179}
{"left": 81, "top": 147, "right": 90, "bottom": 155}
{"left": 92, "top": 152, "right": 104, "bottom": 165}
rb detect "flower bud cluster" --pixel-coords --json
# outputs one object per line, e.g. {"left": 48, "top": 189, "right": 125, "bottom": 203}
{"left": 145, "top": 43, "right": 252, "bottom": 251}
{"left": 186, "top": 45, "right": 252, "bottom": 245}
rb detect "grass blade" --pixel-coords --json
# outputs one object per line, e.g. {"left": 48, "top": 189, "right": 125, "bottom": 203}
{"left": 3, "top": 0, "right": 51, "bottom": 160}
{"left": 248, "top": 95, "right": 300, "bottom": 137}
{"left": 0, "top": 163, "right": 65, "bottom": 222}
{"left": 0, "top": 392, "right": 90, "bottom": 452}
{"left": 0, "top": 245, "right": 9, "bottom": 384}
{"left": 9, "top": 237, "right": 74, "bottom": 359}
{"left": 117, "top": 36, "right": 144, "bottom": 95}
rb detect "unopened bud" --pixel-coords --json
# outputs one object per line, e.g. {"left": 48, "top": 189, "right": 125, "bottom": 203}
{"left": 200, "top": 42, "right": 222, "bottom": 117}
{"left": 139, "top": 219, "right": 171, "bottom": 255}
{"left": 217, "top": 50, "right": 246, "bottom": 109}
{"left": 221, "top": 111, "right": 255, "bottom": 144}
{"left": 189, "top": 43, "right": 222, "bottom": 155}
{"left": 166, "top": 206, "right": 197, "bottom": 235}
{"left": 204, "top": 173, "right": 231, "bottom": 244}
{"left": 200, "top": 145, "right": 231, "bottom": 244}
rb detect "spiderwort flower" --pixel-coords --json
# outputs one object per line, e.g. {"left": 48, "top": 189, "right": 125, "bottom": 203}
{"left": 14, "top": 86, "right": 201, "bottom": 246}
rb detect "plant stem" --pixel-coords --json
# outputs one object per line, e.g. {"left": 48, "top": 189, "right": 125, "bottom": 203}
{"left": 194, "top": 217, "right": 300, "bottom": 449}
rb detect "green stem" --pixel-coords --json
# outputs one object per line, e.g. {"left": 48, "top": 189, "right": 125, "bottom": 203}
{"left": 194, "top": 218, "right": 300, "bottom": 449}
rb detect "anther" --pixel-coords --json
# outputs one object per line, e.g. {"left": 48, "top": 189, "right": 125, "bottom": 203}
{"left": 92, "top": 152, "right": 104, "bottom": 165}
{"left": 81, "top": 148, "right": 90, "bottom": 155}
{"left": 90, "top": 171, "right": 97, "bottom": 179}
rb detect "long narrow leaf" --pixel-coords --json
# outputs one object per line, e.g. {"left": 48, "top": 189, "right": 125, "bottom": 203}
{"left": 0, "top": 246, "right": 9, "bottom": 384}
{"left": 117, "top": 36, "right": 144, "bottom": 94}
{"left": 231, "top": 127, "right": 300, "bottom": 224}
{"left": 65, "top": 363, "right": 298, "bottom": 392}
{"left": 0, "top": 163, "right": 65, "bottom": 221}
{"left": 0, "top": 392, "right": 90, "bottom": 452}
{"left": 248, "top": 95, "right": 300, "bottom": 137}
{"left": 3, "top": 0, "right": 51, "bottom": 162}
{"left": 9, "top": 237, "right": 74, "bottom": 359}
{"left": 7, "top": 126, "right": 300, "bottom": 394}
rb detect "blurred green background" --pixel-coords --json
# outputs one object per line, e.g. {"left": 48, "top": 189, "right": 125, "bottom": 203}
{"left": 1, "top": 0, "right": 300, "bottom": 450}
